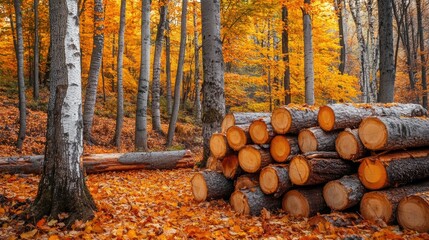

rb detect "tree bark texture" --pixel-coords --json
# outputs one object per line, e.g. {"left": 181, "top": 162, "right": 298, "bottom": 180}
{"left": 193, "top": 1, "right": 202, "bottom": 122}
{"left": 397, "top": 191, "right": 429, "bottom": 232}
{"left": 221, "top": 112, "right": 270, "bottom": 133}
{"left": 230, "top": 186, "right": 281, "bottom": 216}
{"left": 303, "top": 0, "right": 314, "bottom": 105}
{"left": 201, "top": 0, "right": 225, "bottom": 162}
{"left": 259, "top": 164, "right": 292, "bottom": 198}
{"left": 282, "top": 4, "right": 291, "bottom": 104}
{"left": 323, "top": 174, "right": 366, "bottom": 211}
{"left": 271, "top": 105, "right": 319, "bottom": 134}
{"left": 416, "top": 0, "right": 427, "bottom": 109}
{"left": 191, "top": 170, "right": 234, "bottom": 202}
{"left": 83, "top": 0, "right": 104, "bottom": 143}
{"left": 33, "top": 0, "right": 40, "bottom": 101}
{"left": 282, "top": 187, "right": 327, "bottom": 218}
{"left": 298, "top": 127, "right": 340, "bottom": 153}
{"left": 165, "top": 18, "right": 172, "bottom": 115}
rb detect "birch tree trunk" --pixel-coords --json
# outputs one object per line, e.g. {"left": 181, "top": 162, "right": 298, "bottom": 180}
{"left": 113, "top": 0, "right": 126, "bottom": 149}
{"left": 28, "top": 0, "right": 96, "bottom": 224}
{"left": 303, "top": 0, "right": 314, "bottom": 105}
{"left": 83, "top": 0, "right": 104, "bottom": 143}
{"left": 151, "top": 1, "right": 167, "bottom": 132}
{"left": 200, "top": 0, "right": 225, "bottom": 163}
{"left": 282, "top": 4, "right": 291, "bottom": 104}
{"left": 193, "top": 1, "right": 202, "bottom": 122}
{"left": 135, "top": 0, "right": 151, "bottom": 151}
{"left": 33, "top": 0, "right": 39, "bottom": 101}
{"left": 166, "top": 0, "right": 187, "bottom": 147}
{"left": 416, "top": 0, "right": 427, "bottom": 109}
{"left": 13, "top": 0, "right": 26, "bottom": 150}
{"left": 165, "top": 18, "right": 173, "bottom": 115}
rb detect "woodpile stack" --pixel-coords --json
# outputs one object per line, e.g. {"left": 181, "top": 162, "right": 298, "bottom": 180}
{"left": 191, "top": 103, "right": 429, "bottom": 232}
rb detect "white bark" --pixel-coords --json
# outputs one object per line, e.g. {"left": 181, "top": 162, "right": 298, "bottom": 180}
{"left": 303, "top": 0, "right": 314, "bottom": 105}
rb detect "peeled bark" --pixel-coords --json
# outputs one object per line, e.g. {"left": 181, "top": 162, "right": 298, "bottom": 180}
{"left": 209, "top": 133, "right": 231, "bottom": 159}
{"left": 323, "top": 174, "right": 366, "bottom": 211}
{"left": 221, "top": 112, "right": 270, "bottom": 133}
{"left": 358, "top": 149, "right": 429, "bottom": 190}
{"left": 298, "top": 127, "right": 339, "bottom": 153}
{"left": 221, "top": 154, "right": 241, "bottom": 179}
{"left": 282, "top": 187, "right": 327, "bottom": 218}
{"left": 230, "top": 186, "right": 281, "bottom": 216}
{"left": 270, "top": 135, "right": 299, "bottom": 163}
{"left": 191, "top": 170, "right": 234, "bottom": 202}
{"left": 335, "top": 128, "right": 367, "bottom": 161}
{"left": 397, "top": 191, "right": 429, "bottom": 232}
{"left": 259, "top": 164, "right": 292, "bottom": 198}
{"left": 360, "top": 180, "right": 429, "bottom": 224}
{"left": 271, "top": 105, "right": 318, "bottom": 134}
{"left": 289, "top": 155, "right": 356, "bottom": 186}
{"left": 226, "top": 124, "right": 251, "bottom": 151}
{"left": 238, "top": 145, "right": 272, "bottom": 173}
{"left": 249, "top": 117, "right": 275, "bottom": 145}
{"left": 359, "top": 116, "right": 429, "bottom": 151}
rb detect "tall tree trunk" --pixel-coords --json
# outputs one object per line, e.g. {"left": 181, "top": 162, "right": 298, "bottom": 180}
{"left": 28, "top": 0, "right": 96, "bottom": 225}
{"left": 267, "top": 19, "right": 272, "bottom": 112}
{"left": 13, "top": 0, "right": 26, "bottom": 150}
{"left": 282, "top": 4, "right": 291, "bottom": 104}
{"left": 335, "top": 0, "right": 346, "bottom": 74}
{"left": 366, "top": 0, "right": 378, "bottom": 102}
{"left": 33, "top": 0, "right": 39, "bottom": 101}
{"left": 303, "top": 0, "right": 314, "bottom": 105}
{"left": 113, "top": 0, "right": 126, "bottom": 149}
{"left": 166, "top": 0, "right": 188, "bottom": 147}
{"left": 193, "top": 1, "right": 201, "bottom": 122}
{"left": 151, "top": 1, "right": 167, "bottom": 132}
{"left": 377, "top": 0, "right": 395, "bottom": 102}
{"left": 83, "top": 0, "right": 105, "bottom": 143}
{"left": 165, "top": 18, "right": 173, "bottom": 115}
{"left": 135, "top": 0, "right": 151, "bottom": 151}
{"left": 416, "top": 0, "right": 427, "bottom": 109}
{"left": 200, "top": 0, "right": 225, "bottom": 164}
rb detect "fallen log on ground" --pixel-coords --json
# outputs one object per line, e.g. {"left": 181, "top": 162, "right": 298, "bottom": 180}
{"left": 191, "top": 170, "right": 234, "bottom": 202}
{"left": 0, "top": 150, "right": 195, "bottom": 174}
{"left": 221, "top": 112, "right": 270, "bottom": 133}
{"left": 298, "top": 127, "right": 340, "bottom": 153}
{"left": 259, "top": 164, "right": 292, "bottom": 198}
{"left": 317, "top": 103, "right": 427, "bottom": 132}
{"left": 358, "top": 149, "right": 429, "bottom": 190}
{"left": 270, "top": 135, "right": 299, "bottom": 163}
{"left": 397, "top": 191, "right": 429, "bottom": 233}
{"left": 271, "top": 105, "right": 319, "bottom": 134}
{"left": 335, "top": 128, "right": 367, "bottom": 161}
{"left": 230, "top": 186, "right": 281, "bottom": 216}
{"left": 323, "top": 175, "right": 366, "bottom": 211}
{"left": 249, "top": 117, "right": 275, "bottom": 145}
{"left": 282, "top": 187, "right": 327, "bottom": 218}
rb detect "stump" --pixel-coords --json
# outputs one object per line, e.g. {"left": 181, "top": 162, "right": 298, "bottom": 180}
{"left": 230, "top": 186, "right": 281, "bottom": 216}
{"left": 259, "top": 164, "right": 292, "bottom": 198}
{"left": 226, "top": 124, "right": 251, "bottom": 151}
{"left": 323, "top": 175, "right": 366, "bottom": 211}
{"left": 282, "top": 187, "right": 327, "bottom": 218}
{"left": 298, "top": 127, "right": 339, "bottom": 153}
{"left": 397, "top": 191, "right": 429, "bottom": 233}
{"left": 249, "top": 117, "right": 275, "bottom": 145}
{"left": 222, "top": 112, "right": 270, "bottom": 133}
{"left": 210, "top": 133, "right": 231, "bottom": 159}
{"left": 270, "top": 135, "right": 300, "bottom": 163}
{"left": 191, "top": 170, "right": 234, "bottom": 202}
{"left": 271, "top": 105, "right": 319, "bottom": 134}
{"left": 222, "top": 154, "right": 242, "bottom": 179}
{"left": 335, "top": 128, "right": 367, "bottom": 161}
{"left": 238, "top": 145, "right": 272, "bottom": 173}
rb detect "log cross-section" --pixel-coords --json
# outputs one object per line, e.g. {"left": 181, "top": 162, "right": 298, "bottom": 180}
{"left": 210, "top": 133, "right": 231, "bottom": 159}
{"left": 249, "top": 117, "right": 275, "bottom": 145}
{"left": 282, "top": 187, "right": 327, "bottom": 218}
{"left": 259, "top": 164, "right": 292, "bottom": 198}
{"left": 230, "top": 186, "right": 281, "bottom": 216}
{"left": 221, "top": 112, "right": 270, "bottom": 133}
{"left": 191, "top": 170, "right": 234, "bottom": 202}
{"left": 271, "top": 105, "right": 319, "bottom": 134}
{"left": 323, "top": 174, "right": 366, "bottom": 211}
{"left": 298, "top": 127, "right": 339, "bottom": 153}
{"left": 397, "top": 191, "right": 429, "bottom": 233}
{"left": 226, "top": 124, "right": 251, "bottom": 151}
{"left": 238, "top": 145, "right": 272, "bottom": 173}
{"left": 270, "top": 135, "right": 300, "bottom": 163}
{"left": 335, "top": 128, "right": 367, "bottom": 161}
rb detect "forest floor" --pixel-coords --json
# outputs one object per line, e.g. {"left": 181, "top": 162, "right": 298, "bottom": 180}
{"left": 0, "top": 83, "right": 428, "bottom": 239}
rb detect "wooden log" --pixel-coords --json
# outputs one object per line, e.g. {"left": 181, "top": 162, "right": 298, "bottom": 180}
{"left": 358, "top": 116, "right": 429, "bottom": 151}
{"left": 238, "top": 145, "right": 272, "bottom": 173}
{"left": 360, "top": 180, "right": 429, "bottom": 224}
{"left": 249, "top": 117, "right": 275, "bottom": 145}
{"left": 358, "top": 149, "right": 429, "bottom": 190}
{"left": 318, "top": 103, "right": 427, "bottom": 131}
{"left": 298, "top": 127, "right": 340, "bottom": 153}
{"left": 0, "top": 150, "right": 195, "bottom": 174}
{"left": 289, "top": 155, "right": 356, "bottom": 186}
{"left": 221, "top": 154, "right": 242, "bottom": 179}
{"left": 230, "top": 186, "right": 281, "bottom": 216}
{"left": 259, "top": 164, "right": 292, "bottom": 198}
{"left": 226, "top": 124, "right": 251, "bottom": 151}
{"left": 302, "top": 151, "right": 340, "bottom": 159}
{"left": 234, "top": 174, "right": 259, "bottom": 191}
{"left": 323, "top": 175, "right": 366, "bottom": 211}
{"left": 221, "top": 112, "right": 270, "bottom": 133}
{"left": 397, "top": 191, "right": 429, "bottom": 232}
{"left": 335, "top": 128, "right": 367, "bottom": 161}
{"left": 282, "top": 187, "right": 327, "bottom": 218}
{"left": 270, "top": 135, "right": 300, "bottom": 163}
{"left": 206, "top": 155, "right": 223, "bottom": 172}
{"left": 191, "top": 170, "right": 235, "bottom": 202}
{"left": 209, "top": 133, "right": 231, "bottom": 159}
{"left": 271, "top": 105, "right": 319, "bottom": 134}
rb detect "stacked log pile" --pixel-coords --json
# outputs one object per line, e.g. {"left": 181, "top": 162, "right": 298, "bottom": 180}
{"left": 191, "top": 103, "right": 429, "bottom": 232}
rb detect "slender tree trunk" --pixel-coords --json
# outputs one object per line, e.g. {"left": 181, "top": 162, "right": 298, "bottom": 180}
{"left": 335, "top": 0, "right": 346, "bottom": 74}
{"left": 416, "top": 0, "right": 427, "bottom": 109}
{"left": 83, "top": 0, "right": 104, "bottom": 144}
{"left": 113, "top": 0, "right": 126, "bottom": 149}
{"left": 28, "top": 0, "right": 96, "bottom": 225}
{"left": 377, "top": 0, "right": 395, "bottom": 102}
{"left": 193, "top": 1, "right": 202, "bottom": 122}
{"left": 267, "top": 19, "right": 272, "bottom": 112}
{"left": 166, "top": 0, "right": 188, "bottom": 147}
{"left": 135, "top": 0, "right": 151, "bottom": 151}
{"left": 303, "top": 0, "right": 314, "bottom": 105}
{"left": 33, "top": 0, "right": 40, "bottom": 101}
{"left": 151, "top": 1, "right": 167, "bottom": 132}
{"left": 111, "top": 34, "right": 115, "bottom": 92}
{"left": 200, "top": 0, "right": 225, "bottom": 163}
{"left": 282, "top": 4, "right": 291, "bottom": 104}
{"left": 165, "top": 18, "right": 173, "bottom": 115}
{"left": 13, "top": 0, "right": 26, "bottom": 150}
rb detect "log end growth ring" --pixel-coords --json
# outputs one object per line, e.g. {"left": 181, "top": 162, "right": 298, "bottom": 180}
{"left": 221, "top": 113, "right": 235, "bottom": 133}
{"left": 397, "top": 196, "right": 429, "bottom": 232}
{"left": 282, "top": 190, "right": 310, "bottom": 217}
{"left": 358, "top": 117, "right": 387, "bottom": 150}
{"left": 318, "top": 106, "right": 335, "bottom": 131}
{"left": 210, "top": 134, "right": 227, "bottom": 158}
{"left": 260, "top": 167, "right": 279, "bottom": 194}
{"left": 270, "top": 135, "right": 291, "bottom": 162}
{"left": 227, "top": 126, "right": 246, "bottom": 151}
{"left": 358, "top": 158, "right": 388, "bottom": 190}
{"left": 191, "top": 173, "right": 208, "bottom": 202}
{"left": 298, "top": 130, "right": 317, "bottom": 153}
{"left": 289, "top": 156, "right": 310, "bottom": 185}
{"left": 323, "top": 181, "right": 348, "bottom": 210}
{"left": 230, "top": 190, "right": 250, "bottom": 215}
{"left": 250, "top": 120, "right": 269, "bottom": 144}
{"left": 335, "top": 131, "right": 359, "bottom": 160}
{"left": 271, "top": 108, "right": 292, "bottom": 134}
{"left": 360, "top": 192, "right": 392, "bottom": 223}
{"left": 238, "top": 146, "right": 261, "bottom": 173}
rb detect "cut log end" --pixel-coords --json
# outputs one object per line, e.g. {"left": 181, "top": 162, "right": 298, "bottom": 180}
{"left": 191, "top": 173, "right": 208, "bottom": 202}
{"left": 335, "top": 131, "right": 359, "bottom": 160}
{"left": 360, "top": 192, "right": 392, "bottom": 223}
{"left": 323, "top": 181, "right": 349, "bottom": 210}
{"left": 282, "top": 190, "right": 310, "bottom": 218}
{"left": 397, "top": 194, "right": 429, "bottom": 233}
{"left": 359, "top": 117, "right": 388, "bottom": 150}
{"left": 358, "top": 158, "right": 388, "bottom": 190}
{"left": 318, "top": 106, "right": 335, "bottom": 131}
{"left": 270, "top": 135, "right": 291, "bottom": 163}
{"left": 221, "top": 113, "right": 235, "bottom": 133}
{"left": 298, "top": 129, "right": 317, "bottom": 153}
{"left": 227, "top": 126, "right": 247, "bottom": 151}
{"left": 271, "top": 108, "right": 292, "bottom": 134}
{"left": 289, "top": 156, "right": 310, "bottom": 185}
{"left": 230, "top": 191, "right": 250, "bottom": 215}
{"left": 210, "top": 134, "right": 228, "bottom": 158}
{"left": 249, "top": 120, "right": 269, "bottom": 144}
{"left": 259, "top": 167, "right": 279, "bottom": 195}
{"left": 222, "top": 155, "right": 240, "bottom": 179}
{"left": 238, "top": 146, "right": 261, "bottom": 173}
